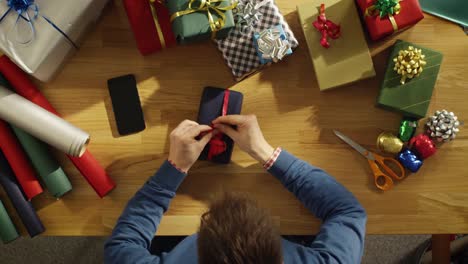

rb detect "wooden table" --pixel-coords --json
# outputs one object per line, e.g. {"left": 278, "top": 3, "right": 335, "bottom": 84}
{"left": 1, "top": 0, "right": 467, "bottom": 238}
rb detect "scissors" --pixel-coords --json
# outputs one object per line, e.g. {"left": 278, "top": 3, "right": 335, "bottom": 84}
{"left": 334, "top": 130, "right": 405, "bottom": 191}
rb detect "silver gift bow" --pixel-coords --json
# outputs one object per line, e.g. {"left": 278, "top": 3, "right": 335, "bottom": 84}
{"left": 426, "top": 109, "right": 462, "bottom": 142}
{"left": 234, "top": 0, "right": 271, "bottom": 34}
{"left": 257, "top": 27, "right": 290, "bottom": 62}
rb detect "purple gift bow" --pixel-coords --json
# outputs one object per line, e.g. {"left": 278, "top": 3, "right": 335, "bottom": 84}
{"left": 0, "top": 0, "right": 77, "bottom": 48}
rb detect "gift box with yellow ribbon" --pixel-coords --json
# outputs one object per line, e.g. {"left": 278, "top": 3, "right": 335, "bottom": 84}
{"left": 166, "top": 0, "right": 237, "bottom": 44}
{"left": 355, "top": 0, "right": 424, "bottom": 41}
{"left": 123, "top": 0, "right": 177, "bottom": 55}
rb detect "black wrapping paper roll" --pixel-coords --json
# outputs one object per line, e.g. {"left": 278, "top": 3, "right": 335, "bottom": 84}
{"left": 0, "top": 150, "right": 45, "bottom": 237}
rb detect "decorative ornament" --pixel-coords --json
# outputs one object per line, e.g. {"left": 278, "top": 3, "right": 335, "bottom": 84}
{"left": 426, "top": 110, "right": 461, "bottom": 142}
{"left": 393, "top": 46, "right": 426, "bottom": 84}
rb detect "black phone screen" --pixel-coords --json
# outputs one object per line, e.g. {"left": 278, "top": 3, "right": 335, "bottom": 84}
{"left": 107, "top": 74, "right": 146, "bottom": 136}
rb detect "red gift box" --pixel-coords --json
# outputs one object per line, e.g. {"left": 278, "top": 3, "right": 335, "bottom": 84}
{"left": 123, "top": 0, "right": 176, "bottom": 55}
{"left": 356, "top": 0, "right": 424, "bottom": 41}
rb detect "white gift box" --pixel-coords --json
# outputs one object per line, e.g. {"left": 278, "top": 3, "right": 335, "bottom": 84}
{"left": 0, "top": 0, "right": 108, "bottom": 82}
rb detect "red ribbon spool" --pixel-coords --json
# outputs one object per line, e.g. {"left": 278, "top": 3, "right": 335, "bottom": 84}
{"left": 409, "top": 134, "right": 437, "bottom": 159}
{"left": 313, "top": 3, "right": 341, "bottom": 48}
{"left": 207, "top": 89, "right": 230, "bottom": 160}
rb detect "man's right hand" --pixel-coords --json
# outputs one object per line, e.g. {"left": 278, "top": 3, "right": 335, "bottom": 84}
{"left": 212, "top": 115, "right": 274, "bottom": 164}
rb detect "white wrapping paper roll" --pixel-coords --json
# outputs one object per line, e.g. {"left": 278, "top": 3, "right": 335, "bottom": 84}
{"left": 0, "top": 86, "right": 89, "bottom": 157}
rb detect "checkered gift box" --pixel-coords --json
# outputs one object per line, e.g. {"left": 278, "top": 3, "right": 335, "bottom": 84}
{"left": 216, "top": 0, "right": 298, "bottom": 81}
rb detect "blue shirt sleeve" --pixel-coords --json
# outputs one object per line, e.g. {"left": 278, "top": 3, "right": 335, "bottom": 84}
{"left": 104, "top": 161, "right": 186, "bottom": 264}
{"left": 269, "top": 150, "right": 367, "bottom": 264}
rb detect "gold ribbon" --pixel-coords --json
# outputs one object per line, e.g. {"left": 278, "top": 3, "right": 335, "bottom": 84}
{"left": 170, "top": 0, "right": 238, "bottom": 39}
{"left": 365, "top": 0, "right": 401, "bottom": 32}
{"left": 149, "top": 0, "right": 166, "bottom": 48}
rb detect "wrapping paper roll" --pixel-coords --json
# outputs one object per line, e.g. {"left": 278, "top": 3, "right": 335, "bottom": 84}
{"left": 0, "top": 56, "right": 116, "bottom": 198}
{"left": 0, "top": 86, "right": 90, "bottom": 157}
{"left": 0, "top": 200, "right": 19, "bottom": 243}
{"left": 12, "top": 126, "right": 73, "bottom": 198}
{"left": 0, "top": 73, "right": 72, "bottom": 197}
{"left": 0, "top": 121, "right": 43, "bottom": 200}
{"left": 0, "top": 150, "right": 46, "bottom": 237}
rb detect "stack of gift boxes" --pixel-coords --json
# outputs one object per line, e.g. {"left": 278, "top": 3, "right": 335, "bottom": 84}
{"left": 0, "top": 0, "right": 463, "bottom": 243}
{"left": 124, "top": 0, "right": 299, "bottom": 81}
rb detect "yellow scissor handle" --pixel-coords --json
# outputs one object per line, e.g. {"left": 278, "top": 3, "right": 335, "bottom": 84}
{"left": 373, "top": 154, "right": 406, "bottom": 181}
{"left": 367, "top": 159, "right": 394, "bottom": 191}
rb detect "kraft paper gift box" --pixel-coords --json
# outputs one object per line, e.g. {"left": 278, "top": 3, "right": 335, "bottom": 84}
{"left": 377, "top": 40, "right": 443, "bottom": 119}
{"left": 166, "top": 0, "right": 236, "bottom": 44}
{"left": 355, "top": 0, "right": 424, "bottom": 41}
{"left": 216, "top": 0, "right": 298, "bottom": 81}
{"left": 297, "top": 0, "right": 376, "bottom": 91}
{"left": 0, "top": 0, "right": 109, "bottom": 82}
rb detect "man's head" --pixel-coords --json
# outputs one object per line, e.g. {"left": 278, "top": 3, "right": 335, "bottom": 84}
{"left": 197, "top": 193, "right": 282, "bottom": 264}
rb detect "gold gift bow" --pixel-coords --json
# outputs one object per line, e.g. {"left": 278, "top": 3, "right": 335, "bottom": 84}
{"left": 364, "top": 0, "right": 401, "bottom": 32}
{"left": 170, "top": 0, "right": 238, "bottom": 39}
{"left": 149, "top": 0, "right": 166, "bottom": 48}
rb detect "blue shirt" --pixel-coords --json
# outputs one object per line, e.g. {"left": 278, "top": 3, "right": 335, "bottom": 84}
{"left": 105, "top": 150, "right": 367, "bottom": 263}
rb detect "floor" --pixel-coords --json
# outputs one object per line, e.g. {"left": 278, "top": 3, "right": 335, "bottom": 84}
{"left": 0, "top": 235, "right": 430, "bottom": 264}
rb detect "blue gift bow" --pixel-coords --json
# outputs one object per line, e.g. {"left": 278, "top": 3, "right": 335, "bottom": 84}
{"left": 0, "top": 0, "right": 78, "bottom": 49}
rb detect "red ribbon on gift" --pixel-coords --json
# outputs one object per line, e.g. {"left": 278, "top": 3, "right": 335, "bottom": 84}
{"left": 313, "top": 4, "right": 341, "bottom": 48}
{"left": 207, "top": 89, "right": 230, "bottom": 160}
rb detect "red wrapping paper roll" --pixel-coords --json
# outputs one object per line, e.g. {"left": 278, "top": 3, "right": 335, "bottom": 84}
{"left": 0, "top": 56, "right": 116, "bottom": 198}
{"left": 0, "top": 121, "right": 43, "bottom": 200}
{"left": 123, "top": 0, "right": 176, "bottom": 55}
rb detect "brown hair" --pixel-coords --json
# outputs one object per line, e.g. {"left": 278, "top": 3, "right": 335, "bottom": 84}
{"left": 197, "top": 192, "right": 282, "bottom": 264}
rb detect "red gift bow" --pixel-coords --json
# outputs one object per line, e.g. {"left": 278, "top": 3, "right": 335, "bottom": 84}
{"left": 313, "top": 4, "right": 341, "bottom": 48}
{"left": 207, "top": 89, "right": 230, "bottom": 160}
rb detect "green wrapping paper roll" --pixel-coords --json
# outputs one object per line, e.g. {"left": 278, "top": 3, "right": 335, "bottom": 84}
{"left": 10, "top": 126, "right": 72, "bottom": 198}
{"left": 0, "top": 200, "right": 19, "bottom": 243}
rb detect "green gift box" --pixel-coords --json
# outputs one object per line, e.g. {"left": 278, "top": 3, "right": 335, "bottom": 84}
{"left": 166, "top": 0, "right": 236, "bottom": 44}
{"left": 377, "top": 40, "right": 443, "bottom": 119}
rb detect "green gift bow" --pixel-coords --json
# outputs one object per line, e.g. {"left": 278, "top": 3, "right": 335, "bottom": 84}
{"left": 365, "top": 0, "right": 401, "bottom": 31}
{"left": 374, "top": 0, "right": 400, "bottom": 18}
{"left": 170, "top": 0, "right": 238, "bottom": 39}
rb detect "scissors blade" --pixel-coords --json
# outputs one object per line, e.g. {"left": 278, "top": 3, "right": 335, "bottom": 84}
{"left": 333, "top": 130, "right": 372, "bottom": 159}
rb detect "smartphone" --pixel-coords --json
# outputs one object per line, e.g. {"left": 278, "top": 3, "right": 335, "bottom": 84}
{"left": 107, "top": 74, "right": 146, "bottom": 136}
